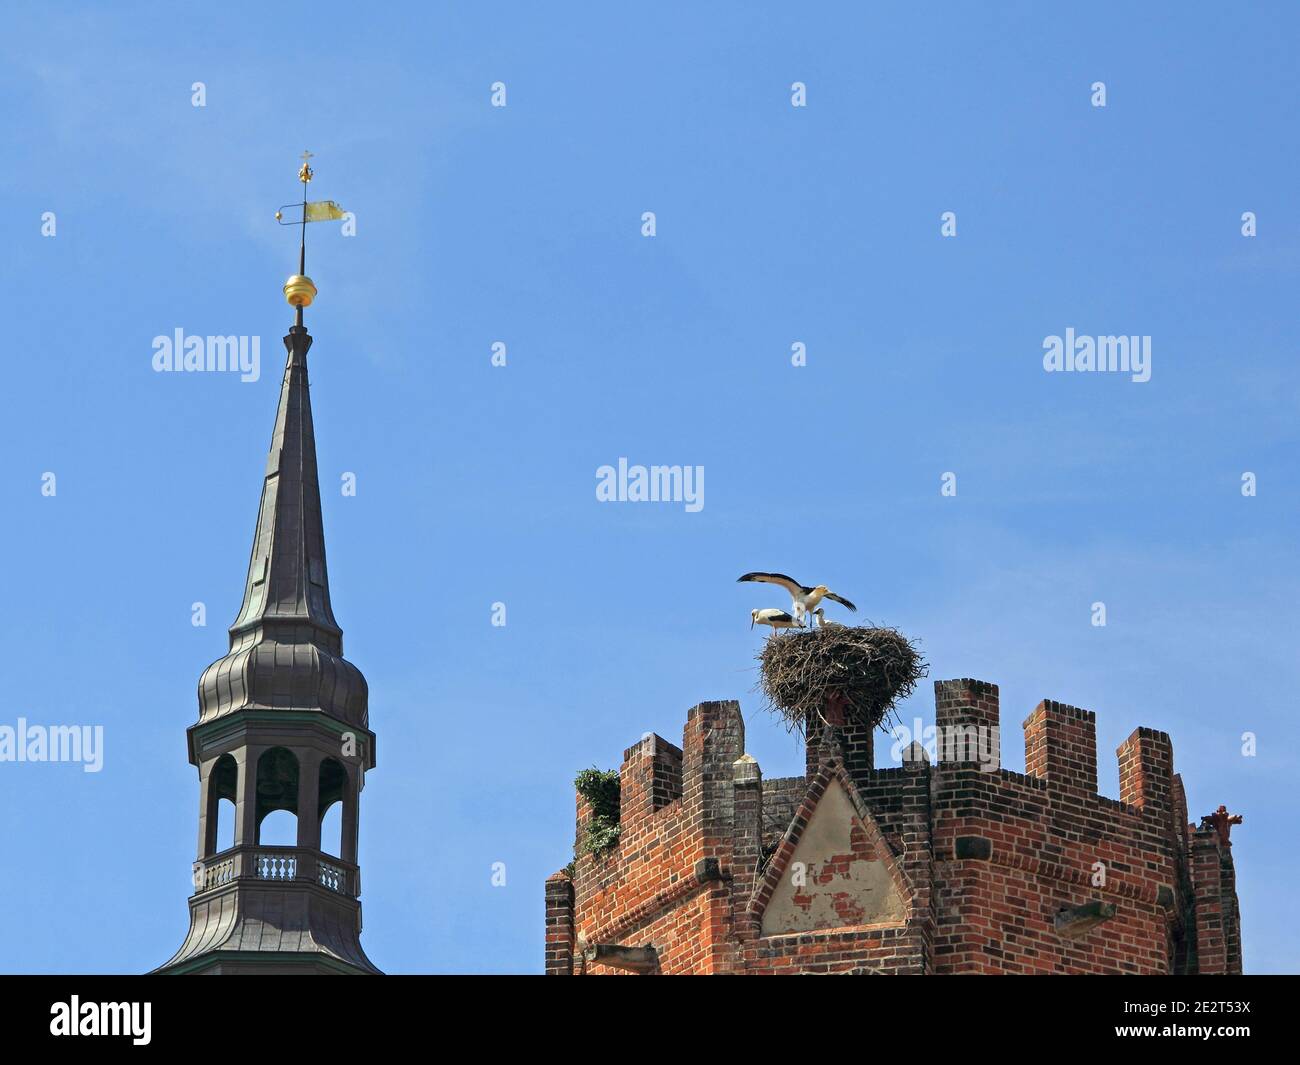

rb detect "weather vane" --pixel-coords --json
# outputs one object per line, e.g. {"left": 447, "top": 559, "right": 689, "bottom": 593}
{"left": 274, "top": 150, "right": 346, "bottom": 326}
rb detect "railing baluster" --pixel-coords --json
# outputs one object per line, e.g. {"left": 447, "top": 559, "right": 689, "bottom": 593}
{"left": 197, "top": 850, "right": 354, "bottom": 896}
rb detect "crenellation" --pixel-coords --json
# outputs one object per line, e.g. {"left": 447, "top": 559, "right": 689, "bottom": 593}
{"left": 1024, "top": 699, "right": 1099, "bottom": 794}
{"left": 618, "top": 733, "right": 682, "bottom": 828}
{"left": 548, "top": 678, "right": 1242, "bottom": 975}
{"left": 935, "top": 678, "right": 1001, "bottom": 770}
{"left": 1117, "top": 727, "right": 1175, "bottom": 828}
{"left": 544, "top": 874, "right": 576, "bottom": 976}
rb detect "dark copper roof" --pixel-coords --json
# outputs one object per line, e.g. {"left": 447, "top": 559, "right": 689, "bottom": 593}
{"left": 198, "top": 327, "right": 368, "bottom": 728}
{"left": 157, "top": 883, "right": 381, "bottom": 974}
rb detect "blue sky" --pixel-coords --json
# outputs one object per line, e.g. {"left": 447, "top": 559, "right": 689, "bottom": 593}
{"left": 0, "top": 2, "right": 1295, "bottom": 974}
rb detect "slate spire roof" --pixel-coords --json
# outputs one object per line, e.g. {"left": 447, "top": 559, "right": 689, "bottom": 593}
{"left": 197, "top": 326, "right": 368, "bottom": 728}
{"left": 232, "top": 326, "right": 338, "bottom": 643}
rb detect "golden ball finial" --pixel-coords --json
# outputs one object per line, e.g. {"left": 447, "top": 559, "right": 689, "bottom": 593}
{"left": 284, "top": 274, "right": 317, "bottom": 308}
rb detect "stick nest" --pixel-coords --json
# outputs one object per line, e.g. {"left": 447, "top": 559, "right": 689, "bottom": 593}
{"left": 757, "top": 625, "right": 927, "bottom": 734}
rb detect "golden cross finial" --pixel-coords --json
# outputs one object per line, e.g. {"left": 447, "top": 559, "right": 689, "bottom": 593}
{"left": 298, "top": 150, "right": 314, "bottom": 184}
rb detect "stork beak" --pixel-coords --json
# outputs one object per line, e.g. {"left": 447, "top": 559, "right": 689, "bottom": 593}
{"left": 750, "top": 618, "right": 755, "bottom": 630}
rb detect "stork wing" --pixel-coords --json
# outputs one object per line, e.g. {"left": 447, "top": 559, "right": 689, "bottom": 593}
{"left": 737, "top": 572, "right": 805, "bottom": 596}
{"left": 824, "top": 591, "right": 857, "bottom": 612}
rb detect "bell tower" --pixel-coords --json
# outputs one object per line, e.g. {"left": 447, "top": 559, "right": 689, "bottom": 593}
{"left": 156, "top": 156, "right": 380, "bottom": 975}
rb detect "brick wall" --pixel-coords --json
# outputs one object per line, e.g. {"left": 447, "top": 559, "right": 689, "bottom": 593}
{"left": 547, "top": 680, "right": 1243, "bottom": 975}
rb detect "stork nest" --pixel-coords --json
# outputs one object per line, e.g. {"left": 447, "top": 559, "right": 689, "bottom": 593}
{"left": 757, "top": 624, "right": 927, "bottom": 735}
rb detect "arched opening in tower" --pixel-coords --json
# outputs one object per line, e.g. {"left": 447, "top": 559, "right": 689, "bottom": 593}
{"left": 318, "top": 757, "right": 347, "bottom": 857}
{"left": 255, "top": 746, "right": 300, "bottom": 846}
{"left": 211, "top": 753, "right": 238, "bottom": 853}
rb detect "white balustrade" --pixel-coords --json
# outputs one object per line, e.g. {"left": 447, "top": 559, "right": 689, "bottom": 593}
{"left": 255, "top": 853, "right": 297, "bottom": 880}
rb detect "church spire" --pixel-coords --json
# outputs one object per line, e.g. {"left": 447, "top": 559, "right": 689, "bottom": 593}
{"left": 227, "top": 324, "right": 341, "bottom": 650}
{"left": 228, "top": 149, "right": 337, "bottom": 645}
{"left": 197, "top": 155, "right": 365, "bottom": 728}
{"left": 161, "top": 155, "right": 379, "bottom": 975}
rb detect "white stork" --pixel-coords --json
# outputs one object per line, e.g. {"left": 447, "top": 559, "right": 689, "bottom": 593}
{"left": 751, "top": 608, "right": 799, "bottom": 635}
{"left": 737, "top": 572, "right": 857, "bottom": 627}
{"left": 812, "top": 608, "right": 845, "bottom": 630}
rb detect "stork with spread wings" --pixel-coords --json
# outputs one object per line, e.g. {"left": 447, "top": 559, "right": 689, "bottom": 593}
{"left": 737, "top": 572, "right": 857, "bottom": 629}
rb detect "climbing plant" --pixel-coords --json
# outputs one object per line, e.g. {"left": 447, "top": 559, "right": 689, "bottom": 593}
{"left": 573, "top": 767, "right": 621, "bottom": 859}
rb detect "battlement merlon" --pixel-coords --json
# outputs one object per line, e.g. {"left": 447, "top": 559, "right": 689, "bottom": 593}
{"left": 1117, "top": 726, "right": 1175, "bottom": 826}
{"left": 1024, "top": 700, "right": 1099, "bottom": 794}
{"left": 934, "top": 678, "right": 1001, "bottom": 769}
{"left": 682, "top": 700, "right": 745, "bottom": 848}
{"left": 619, "top": 733, "right": 683, "bottom": 825}
{"left": 615, "top": 700, "right": 745, "bottom": 839}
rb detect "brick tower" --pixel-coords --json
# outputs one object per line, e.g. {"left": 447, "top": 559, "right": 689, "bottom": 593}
{"left": 546, "top": 680, "right": 1243, "bottom": 975}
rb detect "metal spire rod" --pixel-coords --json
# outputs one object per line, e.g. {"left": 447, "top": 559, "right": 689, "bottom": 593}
{"left": 296, "top": 150, "right": 313, "bottom": 328}
{"left": 278, "top": 151, "right": 335, "bottom": 325}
